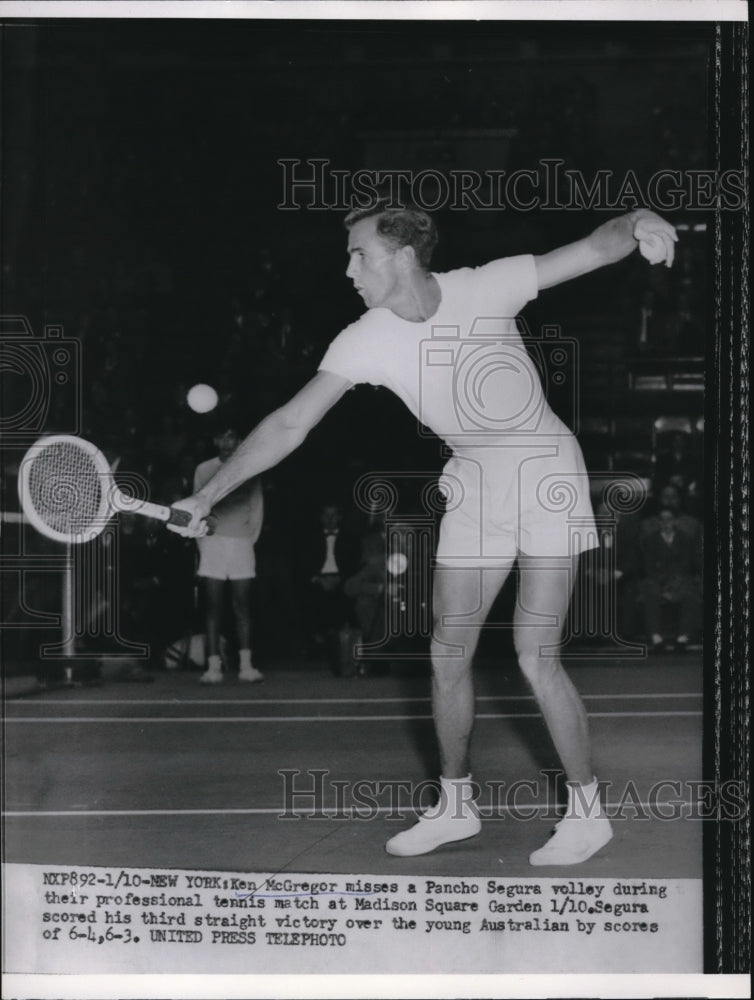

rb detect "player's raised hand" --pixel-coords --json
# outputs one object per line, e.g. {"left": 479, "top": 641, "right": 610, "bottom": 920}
{"left": 167, "top": 495, "right": 214, "bottom": 537}
{"left": 633, "top": 210, "right": 679, "bottom": 268}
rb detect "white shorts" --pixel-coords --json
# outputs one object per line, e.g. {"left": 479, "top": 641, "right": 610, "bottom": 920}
{"left": 197, "top": 535, "right": 257, "bottom": 580}
{"left": 436, "top": 438, "right": 598, "bottom": 567}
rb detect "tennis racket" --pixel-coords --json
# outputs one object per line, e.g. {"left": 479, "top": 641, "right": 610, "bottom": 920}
{"left": 18, "top": 434, "right": 204, "bottom": 544}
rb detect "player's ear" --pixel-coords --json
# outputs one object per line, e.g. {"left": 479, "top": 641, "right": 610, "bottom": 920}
{"left": 396, "top": 244, "right": 416, "bottom": 270}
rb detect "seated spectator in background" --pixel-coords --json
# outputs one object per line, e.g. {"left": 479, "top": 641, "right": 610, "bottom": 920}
{"left": 642, "top": 482, "right": 702, "bottom": 542}
{"left": 300, "top": 501, "right": 360, "bottom": 673}
{"left": 639, "top": 505, "right": 702, "bottom": 652}
{"left": 194, "top": 427, "right": 265, "bottom": 684}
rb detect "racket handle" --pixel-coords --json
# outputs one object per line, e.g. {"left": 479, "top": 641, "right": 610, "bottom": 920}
{"left": 167, "top": 507, "right": 193, "bottom": 527}
{"left": 167, "top": 507, "right": 215, "bottom": 535}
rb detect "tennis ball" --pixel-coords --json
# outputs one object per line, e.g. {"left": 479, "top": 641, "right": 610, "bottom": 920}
{"left": 187, "top": 383, "right": 219, "bottom": 413}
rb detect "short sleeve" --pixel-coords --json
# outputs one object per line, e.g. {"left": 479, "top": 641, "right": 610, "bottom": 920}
{"left": 318, "top": 315, "right": 383, "bottom": 387}
{"left": 472, "top": 254, "right": 538, "bottom": 314}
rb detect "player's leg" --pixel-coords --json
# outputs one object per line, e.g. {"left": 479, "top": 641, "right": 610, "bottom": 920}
{"left": 514, "top": 554, "right": 590, "bottom": 782}
{"left": 515, "top": 554, "right": 612, "bottom": 864}
{"left": 431, "top": 563, "right": 515, "bottom": 777}
{"left": 232, "top": 578, "right": 264, "bottom": 682}
{"left": 386, "top": 560, "right": 515, "bottom": 856}
{"left": 200, "top": 577, "right": 225, "bottom": 684}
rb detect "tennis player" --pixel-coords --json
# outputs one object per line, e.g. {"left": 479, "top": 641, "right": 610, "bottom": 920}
{"left": 171, "top": 200, "right": 676, "bottom": 864}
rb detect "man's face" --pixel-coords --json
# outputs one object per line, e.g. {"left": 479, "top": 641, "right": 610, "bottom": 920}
{"left": 345, "top": 216, "right": 403, "bottom": 310}
{"left": 659, "top": 486, "right": 681, "bottom": 512}
{"left": 216, "top": 430, "right": 240, "bottom": 461}
{"left": 320, "top": 505, "right": 342, "bottom": 533}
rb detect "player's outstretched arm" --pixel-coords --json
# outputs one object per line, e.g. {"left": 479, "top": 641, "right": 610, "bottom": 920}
{"left": 534, "top": 208, "right": 678, "bottom": 291}
{"left": 169, "top": 370, "right": 352, "bottom": 536}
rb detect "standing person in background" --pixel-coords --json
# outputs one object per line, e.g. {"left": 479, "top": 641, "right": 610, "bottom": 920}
{"left": 302, "top": 501, "right": 360, "bottom": 673}
{"left": 194, "top": 426, "right": 265, "bottom": 684}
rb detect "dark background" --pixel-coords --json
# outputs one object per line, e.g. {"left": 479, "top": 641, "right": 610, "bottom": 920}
{"left": 2, "top": 18, "right": 711, "bottom": 501}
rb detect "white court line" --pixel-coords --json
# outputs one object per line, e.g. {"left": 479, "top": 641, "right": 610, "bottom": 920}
{"left": 3, "top": 802, "right": 691, "bottom": 818}
{"left": 6, "top": 692, "right": 703, "bottom": 706}
{"left": 4, "top": 711, "right": 703, "bottom": 723}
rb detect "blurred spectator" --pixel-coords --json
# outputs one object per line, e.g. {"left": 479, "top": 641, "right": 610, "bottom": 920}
{"left": 643, "top": 482, "right": 702, "bottom": 542}
{"left": 639, "top": 505, "right": 703, "bottom": 652}
{"left": 300, "top": 501, "right": 360, "bottom": 673}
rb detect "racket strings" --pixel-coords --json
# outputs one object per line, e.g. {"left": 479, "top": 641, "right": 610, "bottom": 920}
{"left": 27, "top": 440, "right": 105, "bottom": 535}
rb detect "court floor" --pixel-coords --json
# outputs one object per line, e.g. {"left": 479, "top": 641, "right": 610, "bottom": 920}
{"left": 3, "top": 652, "right": 703, "bottom": 879}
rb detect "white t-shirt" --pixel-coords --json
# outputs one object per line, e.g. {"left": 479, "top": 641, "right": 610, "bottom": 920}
{"left": 194, "top": 458, "right": 264, "bottom": 541}
{"left": 318, "top": 255, "right": 569, "bottom": 453}
{"left": 319, "top": 254, "right": 598, "bottom": 560}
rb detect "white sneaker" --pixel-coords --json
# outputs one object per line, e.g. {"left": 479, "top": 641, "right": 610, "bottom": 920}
{"left": 239, "top": 665, "right": 264, "bottom": 683}
{"left": 385, "top": 798, "right": 481, "bottom": 857}
{"left": 529, "top": 814, "right": 613, "bottom": 866}
{"left": 199, "top": 667, "right": 223, "bottom": 685}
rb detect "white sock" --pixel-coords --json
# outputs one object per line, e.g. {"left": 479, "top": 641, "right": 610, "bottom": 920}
{"left": 207, "top": 654, "right": 222, "bottom": 673}
{"left": 567, "top": 777, "right": 604, "bottom": 820}
{"left": 239, "top": 649, "right": 252, "bottom": 670}
{"left": 438, "top": 774, "right": 476, "bottom": 819}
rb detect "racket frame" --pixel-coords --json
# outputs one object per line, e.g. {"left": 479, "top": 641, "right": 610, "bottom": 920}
{"left": 19, "top": 434, "right": 188, "bottom": 544}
